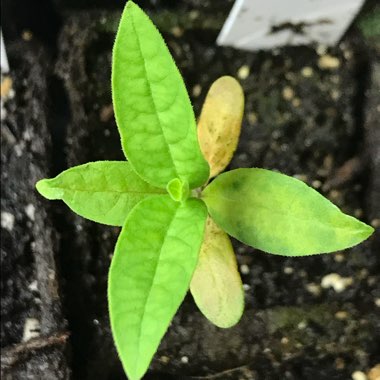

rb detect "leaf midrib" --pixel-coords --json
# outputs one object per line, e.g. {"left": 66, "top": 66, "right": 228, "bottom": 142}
{"left": 130, "top": 11, "right": 180, "bottom": 181}
{"left": 49, "top": 185, "right": 164, "bottom": 196}
{"left": 133, "top": 203, "right": 180, "bottom": 375}
{"left": 203, "top": 247, "right": 225, "bottom": 319}
{"left": 204, "top": 193, "right": 366, "bottom": 234}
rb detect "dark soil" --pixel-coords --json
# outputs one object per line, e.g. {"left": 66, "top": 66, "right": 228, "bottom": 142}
{"left": 1, "top": 42, "right": 69, "bottom": 378}
{"left": 1, "top": 1, "right": 379, "bottom": 379}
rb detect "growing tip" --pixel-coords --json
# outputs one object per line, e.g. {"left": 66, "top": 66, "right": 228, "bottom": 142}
{"left": 166, "top": 178, "right": 189, "bottom": 203}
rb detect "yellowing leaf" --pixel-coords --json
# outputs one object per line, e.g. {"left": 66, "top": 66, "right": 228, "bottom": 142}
{"left": 190, "top": 217, "right": 244, "bottom": 328}
{"left": 198, "top": 76, "right": 244, "bottom": 178}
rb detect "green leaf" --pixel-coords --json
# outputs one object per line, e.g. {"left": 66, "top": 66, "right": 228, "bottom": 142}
{"left": 190, "top": 217, "right": 244, "bottom": 328}
{"left": 108, "top": 195, "right": 207, "bottom": 380}
{"left": 112, "top": 1, "right": 209, "bottom": 189}
{"left": 35, "top": 161, "right": 164, "bottom": 226}
{"left": 202, "top": 168, "right": 374, "bottom": 256}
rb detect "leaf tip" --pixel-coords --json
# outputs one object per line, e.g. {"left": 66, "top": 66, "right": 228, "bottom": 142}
{"left": 124, "top": 366, "right": 143, "bottom": 380}
{"left": 35, "top": 178, "right": 63, "bottom": 200}
{"left": 126, "top": 0, "right": 136, "bottom": 8}
{"left": 359, "top": 221, "right": 375, "bottom": 241}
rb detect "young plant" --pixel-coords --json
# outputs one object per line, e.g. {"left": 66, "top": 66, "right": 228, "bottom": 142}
{"left": 36, "top": 2, "right": 374, "bottom": 379}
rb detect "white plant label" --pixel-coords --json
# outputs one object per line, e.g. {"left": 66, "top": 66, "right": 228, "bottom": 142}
{"left": 1, "top": 30, "right": 9, "bottom": 73}
{"left": 217, "top": 0, "right": 365, "bottom": 51}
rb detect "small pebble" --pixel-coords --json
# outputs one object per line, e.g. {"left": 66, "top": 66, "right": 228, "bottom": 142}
{"left": 321, "top": 273, "right": 353, "bottom": 293}
{"left": 368, "top": 277, "right": 376, "bottom": 286}
{"left": 329, "top": 190, "right": 341, "bottom": 200}
{"left": 323, "top": 154, "right": 334, "bottom": 170}
{"left": 1, "top": 106, "right": 7, "bottom": 120}
{"left": 25, "top": 204, "right": 36, "bottom": 221}
{"left": 334, "top": 253, "right": 345, "bottom": 263}
{"left": 285, "top": 72, "right": 296, "bottom": 81}
{"left": 375, "top": 298, "right": 380, "bottom": 307}
{"left": 312, "top": 180, "right": 322, "bottom": 189}
{"left": 318, "top": 54, "right": 340, "bottom": 70}
{"left": 281, "top": 337, "right": 289, "bottom": 345}
{"left": 316, "top": 44, "right": 328, "bottom": 55}
{"left": 368, "top": 364, "right": 380, "bottom": 380}
{"left": 306, "top": 283, "right": 321, "bottom": 296}
{"left": 297, "top": 321, "right": 307, "bottom": 329}
{"left": 240, "top": 264, "right": 250, "bottom": 275}
{"left": 299, "top": 270, "right": 307, "bottom": 278}
{"left": 301, "top": 66, "right": 313, "bottom": 77}
{"left": 192, "top": 84, "right": 202, "bottom": 97}
{"left": 352, "top": 371, "right": 367, "bottom": 380}
{"left": 237, "top": 65, "right": 250, "bottom": 80}
{"left": 171, "top": 26, "right": 183, "bottom": 38}
{"left": 23, "top": 318, "right": 40, "bottom": 342}
{"left": 371, "top": 219, "right": 380, "bottom": 228}
{"left": 22, "top": 30, "right": 33, "bottom": 41}
{"left": 335, "top": 311, "right": 348, "bottom": 320}
{"left": 331, "top": 75, "right": 340, "bottom": 84}
{"left": 292, "top": 97, "right": 301, "bottom": 107}
{"left": 1, "top": 76, "right": 13, "bottom": 98}
{"left": 189, "top": 10, "right": 199, "bottom": 20}
{"left": 14, "top": 143, "right": 24, "bottom": 157}
{"left": 335, "top": 357, "right": 345, "bottom": 370}
{"left": 359, "top": 269, "right": 369, "bottom": 279}
{"left": 1, "top": 211, "right": 15, "bottom": 231}
{"left": 243, "top": 284, "right": 251, "bottom": 291}
{"left": 282, "top": 86, "right": 295, "bottom": 101}
{"left": 237, "top": 153, "right": 248, "bottom": 162}
{"left": 160, "top": 355, "right": 170, "bottom": 364}
{"left": 28, "top": 280, "right": 38, "bottom": 292}
{"left": 99, "top": 104, "right": 114, "bottom": 122}
{"left": 284, "top": 266, "right": 294, "bottom": 274}
{"left": 354, "top": 209, "right": 363, "bottom": 218}
{"left": 181, "top": 356, "right": 189, "bottom": 364}
{"left": 48, "top": 269, "right": 56, "bottom": 281}
{"left": 343, "top": 49, "right": 353, "bottom": 60}
{"left": 331, "top": 89, "right": 341, "bottom": 100}
{"left": 247, "top": 112, "right": 257, "bottom": 125}
{"left": 293, "top": 174, "right": 307, "bottom": 182}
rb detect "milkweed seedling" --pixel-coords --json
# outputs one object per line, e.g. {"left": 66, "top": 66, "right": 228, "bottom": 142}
{"left": 36, "top": 2, "right": 374, "bottom": 379}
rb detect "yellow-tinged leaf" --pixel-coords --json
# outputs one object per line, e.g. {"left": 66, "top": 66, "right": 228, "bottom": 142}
{"left": 190, "top": 217, "right": 244, "bottom": 328}
{"left": 197, "top": 76, "right": 244, "bottom": 178}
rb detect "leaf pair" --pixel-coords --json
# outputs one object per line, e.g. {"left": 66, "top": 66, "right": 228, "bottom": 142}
{"left": 190, "top": 75, "right": 245, "bottom": 329}
{"left": 37, "top": 2, "right": 213, "bottom": 379}
{"left": 36, "top": 1, "right": 374, "bottom": 380}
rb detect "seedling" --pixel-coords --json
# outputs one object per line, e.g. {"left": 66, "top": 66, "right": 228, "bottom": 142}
{"left": 36, "top": 2, "right": 374, "bottom": 379}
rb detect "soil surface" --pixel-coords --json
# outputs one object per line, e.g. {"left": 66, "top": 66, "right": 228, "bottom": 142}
{"left": 1, "top": 1, "right": 379, "bottom": 379}
{"left": 1, "top": 42, "right": 69, "bottom": 378}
